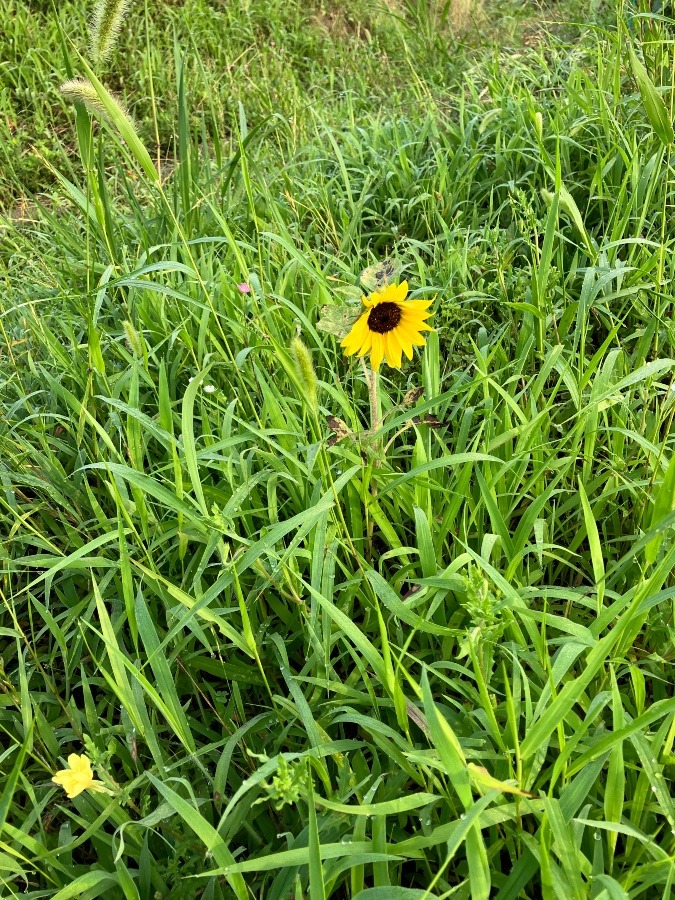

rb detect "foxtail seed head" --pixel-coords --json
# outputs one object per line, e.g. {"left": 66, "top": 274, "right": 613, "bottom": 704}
{"left": 60, "top": 78, "right": 141, "bottom": 145}
{"left": 122, "top": 320, "right": 143, "bottom": 357}
{"left": 290, "top": 336, "right": 318, "bottom": 415}
{"left": 60, "top": 78, "right": 108, "bottom": 117}
{"left": 534, "top": 111, "right": 543, "bottom": 142}
{"left": 90, "top": 0, "right": 131, "bottom": 62}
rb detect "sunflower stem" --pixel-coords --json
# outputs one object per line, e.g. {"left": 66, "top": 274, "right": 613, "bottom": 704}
{"left": 366, "top": 362, "right": 381, "bottom": 434}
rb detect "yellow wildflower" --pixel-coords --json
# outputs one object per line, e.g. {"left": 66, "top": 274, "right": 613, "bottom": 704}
{"left": 341, "top": 281, "right": 434, "bottom": 371}
{"left": 52, "top": 754, "right": 109, "bottom": 799}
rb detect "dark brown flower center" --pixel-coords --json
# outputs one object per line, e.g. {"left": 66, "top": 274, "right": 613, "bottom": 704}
{"left": 367, "top": 302, "right": 402, "bottom": 334}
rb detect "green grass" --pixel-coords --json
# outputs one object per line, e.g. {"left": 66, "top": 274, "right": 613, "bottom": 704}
{"left": 2, "top": 0, "right": 675, "bottom": 897}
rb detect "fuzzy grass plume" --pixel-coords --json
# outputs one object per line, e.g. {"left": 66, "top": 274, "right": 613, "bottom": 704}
{"left": 122, "top": 319, "right": 144, "bottom": 357}
{"left": 59, "top": 78, "right": 110, "bottom": 117}
{"left": 59, "top": 75, "right": 134, "bottom": 145}
{"left": 90, "top": 0, "right": 131, "bottom": 62}
{"left": 60, "top": 66, "right": 158, "bottom": 181}
{"left": 290, "top": 335, "right": 319, "bottom": 415}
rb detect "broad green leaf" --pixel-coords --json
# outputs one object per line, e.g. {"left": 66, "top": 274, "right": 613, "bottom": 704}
{"left": 200, "top": 841, "right": 401, "bottom": 876}
{"left": 578, "top": 479, "right": 605, "bottom": 608}
{"left": 421, "top": 670, "right": 472, "bottom": 809}
{"left": 147, "top": 775, "right": 248, "bottom": 900}
{"left": 628, "top": 44, "right": 674, "bottom": 145}
{"left": 353, "top": 891, "right": 428, "bottom": 900}
{"left": 645, "top": 452, "right": 675, "bottom": 565}
{"left": 51, "top": 872, "right": 117, "bottom": 900}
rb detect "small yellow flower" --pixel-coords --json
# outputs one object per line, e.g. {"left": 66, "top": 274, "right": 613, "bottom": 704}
{"left": 341, "top": 281, "right": 433, "bottom": 371}
{"left": 52, "top": 754, "right": 109, "bottom": 799}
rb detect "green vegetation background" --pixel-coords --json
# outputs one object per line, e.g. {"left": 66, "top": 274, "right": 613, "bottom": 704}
{"left": 1, "top": 0, "right": 675, "bottom": 898}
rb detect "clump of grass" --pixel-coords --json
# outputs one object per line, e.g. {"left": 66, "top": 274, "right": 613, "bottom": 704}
{"left": 1, "top": 1, "right": 675, "bottom": 898}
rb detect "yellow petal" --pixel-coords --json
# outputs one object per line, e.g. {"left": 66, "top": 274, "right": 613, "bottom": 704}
{"left": 51, "top": 770, "right": 71, "bottom": 787}
{"left": 402, "top": 299, "right": 432, "bottom": 312}
{"left": 401, "top": 318, "right": 433, "bottom": 335}
{"left": 370, "top": 335, "right": 385, "bottom": 371}
{"left": 385, "top": 332, "right": 403, "bottom": 368}
{"left": 364, "top": 281, "right": 408, "bottom": 306}
{"left": 397, "top": 321, "right": 422, "bottom": 338}
{"left": 53, "top": 770, "right": 87, "bottom": 798}
{"left": 69, "top": 754, "right": 92, "bottom": 774}
{"left": 356, "top": 330, "right": 373, "bottom": 357}
{"left": 341, "top": 313, "right": 370, "bottom": 355}
{"left": 390, "top": 281, "right": 409, "bottom": 303}
{"left": 381, "top": 333, "right": 394, "bottom": 368}
{"left": 397, "top": 330, "right": 415, "bottom": 360}
{"left": 401, "top": 309, "right": 433, "bottom": 325}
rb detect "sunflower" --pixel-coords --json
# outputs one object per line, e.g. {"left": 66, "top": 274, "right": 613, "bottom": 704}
{"left": 341, "top": 281, "right": 433, "bottom": 371}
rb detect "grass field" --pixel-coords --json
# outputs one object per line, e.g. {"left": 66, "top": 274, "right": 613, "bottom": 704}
{"left": 2, "top": 0, "right": 675, "bottom": 897}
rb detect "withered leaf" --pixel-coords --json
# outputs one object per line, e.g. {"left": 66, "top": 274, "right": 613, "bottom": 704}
{"left": 402, "top": 386, "right": 424, "bottom": 408}
{"left": 406, "top": 702, "right": 429, "bottom": 736}
{"left": 326, "top": 415, "right": 351, "bottom": 447}
{"left": 411, "top": 414, "right": 445, "bottom": 428}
